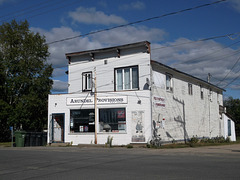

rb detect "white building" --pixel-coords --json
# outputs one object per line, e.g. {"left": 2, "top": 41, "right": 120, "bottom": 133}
{"left": 223, "top": 113, "right": 236, "bottom": 141}
{"left": 48, "top": 41, "right": 227, "bottom": 145}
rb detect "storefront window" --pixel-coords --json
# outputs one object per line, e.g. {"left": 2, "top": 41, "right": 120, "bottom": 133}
{"left": 70, "top": 109, "right": 95, "bottom": 133}
{"left": 99, "top": 108, "right": 126, "bottom": 132}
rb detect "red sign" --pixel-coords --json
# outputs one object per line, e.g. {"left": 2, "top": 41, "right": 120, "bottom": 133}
{"left": 117, "top": 110, "right": 125, "bottom": 118}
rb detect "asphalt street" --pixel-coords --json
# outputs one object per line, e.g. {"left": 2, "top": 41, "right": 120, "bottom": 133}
{"left": 0, "top": 144, "right": 240, "bottom": 180}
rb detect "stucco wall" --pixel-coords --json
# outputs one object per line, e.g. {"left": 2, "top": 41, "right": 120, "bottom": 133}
{"left": 151, "top": 64, "right": 224, "bottom": 142}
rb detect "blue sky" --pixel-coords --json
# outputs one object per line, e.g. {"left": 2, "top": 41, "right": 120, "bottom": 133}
{"left": 0, "top": 0, "right": 240, "bottom": 99}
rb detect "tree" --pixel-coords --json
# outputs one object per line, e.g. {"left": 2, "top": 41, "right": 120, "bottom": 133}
{"left": 0, "top": 20, "right": 53, "bottom": 141}
{"left": 224, "top": 97, "right": 240, "bottom": 137}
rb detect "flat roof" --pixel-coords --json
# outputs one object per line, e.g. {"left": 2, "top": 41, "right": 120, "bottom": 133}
{"left": 65, "top": 41, "right": 150, "bottom": 58}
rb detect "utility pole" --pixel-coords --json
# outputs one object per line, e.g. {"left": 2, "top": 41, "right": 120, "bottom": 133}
{"left": 94, "top": 67, "right": 97, "bottom": 144}
{"left": 207, "top": 73, "right": 211, "bottom": 83}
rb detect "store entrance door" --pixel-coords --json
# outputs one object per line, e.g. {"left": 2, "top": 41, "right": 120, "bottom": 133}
{"left": 52, "top": 113, "right": 64, "bottom": 143}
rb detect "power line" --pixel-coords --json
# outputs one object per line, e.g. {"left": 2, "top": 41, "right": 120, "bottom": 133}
{"left": 222, "top": 71, "right": 240, "bottom": 89}
{"left": 49, "top": 31, "right": 240, "bottom": 71}
{"left": 216, "top": 56, "right": 240, "bottom": 86}
{"left": 25, "top": 0, "right": 82, "bottom": 21}
{"left": 177, "top": 47, "right": 240, "bottom": 66}
{"left": 46, "top": 0, "right": 226, "bottom": 45}
{"left": 151, "top": 33, "right": 240, "bottom": 52}
{"left": 0, "top": 0, "right": 56, "bottom": 20}
{"left": 0, "top": 0, "right": 71, "bottom": 23}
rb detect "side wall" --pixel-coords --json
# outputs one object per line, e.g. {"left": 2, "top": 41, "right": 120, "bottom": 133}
{"left": 151, "top": 64, "right": 224, "bottom": 142}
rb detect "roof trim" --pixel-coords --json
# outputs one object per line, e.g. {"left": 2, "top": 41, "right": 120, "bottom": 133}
{"left": 151, "top": 60, "right": 225, "bottom": 92}
{"left": 65, "top": 41, "right": 150, "bottom": 58}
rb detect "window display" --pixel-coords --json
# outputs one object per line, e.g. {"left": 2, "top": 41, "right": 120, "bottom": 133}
{"left": 70, "top": 109, "right": 95, "bottom": 133}
{"left": 99, "top": 108, "right": 126, "bottom": 132}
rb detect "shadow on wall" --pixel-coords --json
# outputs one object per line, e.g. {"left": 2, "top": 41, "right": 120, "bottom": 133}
{"left": 173, "top": 96, "right": 189, "bottom": 143}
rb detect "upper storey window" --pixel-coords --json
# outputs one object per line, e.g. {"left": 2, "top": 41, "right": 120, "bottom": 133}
{"left": 188, "top": 83, "right": 193, "bottom": 95}
{"left": 166, "top": 73, "right": 173, "bottom": 92}
{"left": 115, "top": 66, "right": 139, "bottom": 91}
{"left": 82, "top": 72, "right": 92, "bottom": 91}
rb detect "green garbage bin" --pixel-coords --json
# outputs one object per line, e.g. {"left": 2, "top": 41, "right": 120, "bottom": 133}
{"left": 15, "top": 131, "right": 26, "bottom": 147}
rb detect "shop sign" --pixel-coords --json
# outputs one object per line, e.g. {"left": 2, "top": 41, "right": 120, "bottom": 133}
{"left": 67, "top": 96, "right": 128, "bottom": 105}
{"left": 153, "top": 96, "right": 166, "bottom": 107}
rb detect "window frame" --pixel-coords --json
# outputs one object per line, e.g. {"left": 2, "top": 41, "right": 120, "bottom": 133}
{"left": 166, "top": 73, "right": 173, "bottom": 92}
{"left": 188, "top": 83, "right": 193, "bottom": 95}
{"left": 82, "top": 71, "right": 92, "bottom": 92}
{"left": 200, "top": 85, "right": 204, "bottom": 99}
{"left": 114, "top": 66, "right": 139, "bottom": 91}
{"left": 99, "top": 108, "right": 126, "bottom": 133}
{"left": 70, "top": 109, "right": 95, "bottom": 133}
{"left": 228, "top": 119, "right": 231, "bottom": 136}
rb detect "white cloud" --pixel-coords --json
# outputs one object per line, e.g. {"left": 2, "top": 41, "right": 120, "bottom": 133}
{"left": 52, "top": 68, "right": 67, "bottom": 78}
{"left": 119, "top": 1, "right": 145, "bottom": 11}
{"left": 52, "top": 80, "right": 68, "bottom": 92}
{"left": 32, "top": 25, "right": 166, "bottom": 69}
{"left": 32, "top": 24, "right": 240, "bottom": 92}
{"left": 230, "top": 84, "right": 240, "bottom": 90}
{"left": 69, "top": 7, "right": 127, "bottom": 25}
{"left": 31, "top": 26, "right": 103, "bottom": 92}
{"left": 90, "top": 26, "right": 167, "bottom": 46}
{"left": 31, "top": 26, "right": 103, "bottom": 69}
{"left": 228, "top": 0, "right": 240, "bottom": 12}
{"left": 151, "top": 38, "right": 240, "bottom": 90}
{"left": 31, "top": 25, "right": 167, "bottom": 92}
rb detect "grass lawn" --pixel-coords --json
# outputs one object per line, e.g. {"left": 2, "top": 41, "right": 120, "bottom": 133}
{"left": 0, "top": 142, "right": 12, "bottom": 147}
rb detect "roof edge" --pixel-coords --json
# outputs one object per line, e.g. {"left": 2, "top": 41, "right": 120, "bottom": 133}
{"left": 65, "top": 41, "right": 150, "bottom": 58}
{"left": 151, "top": 60, "right": 226, "bottom": 92}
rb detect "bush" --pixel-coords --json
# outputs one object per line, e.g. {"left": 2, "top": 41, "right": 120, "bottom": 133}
{"left": 126, "top": 144, "right": 133, "bottom": 148}
{"left": 189, "top": 136, "right": 199, "bottom": 146}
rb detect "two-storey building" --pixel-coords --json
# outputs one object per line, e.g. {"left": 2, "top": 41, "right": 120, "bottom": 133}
{"left": 48, "top": 41, "right": 226, "bottom": 145}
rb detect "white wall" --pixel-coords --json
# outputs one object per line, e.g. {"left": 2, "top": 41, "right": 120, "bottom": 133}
{"left": 223, "top": 114, "right": 236, "bottom": 141}
{"left": 151, "top": 63, "right": 224, "bottom": 142}
{"left": 68, "top": 46, "right": 151, "bottom": 93}
{"left": 48, "top": 91, "right": 151, "bottom": 145}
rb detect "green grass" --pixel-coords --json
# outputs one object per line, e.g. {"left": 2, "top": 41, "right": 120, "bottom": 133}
{"left": 160, "top": 140, "right": 240, "bottom": 149}
{"left": 0, "top": 142, "right": 12, "bottom": 147}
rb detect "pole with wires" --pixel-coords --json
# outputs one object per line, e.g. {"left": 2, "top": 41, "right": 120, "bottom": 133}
{"left": 94, "top": 67, "right": 97, "bottom": 144}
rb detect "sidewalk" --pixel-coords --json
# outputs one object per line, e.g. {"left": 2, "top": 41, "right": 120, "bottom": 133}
{"left": 1, "top": 143, "right": 240, "bottom": 156}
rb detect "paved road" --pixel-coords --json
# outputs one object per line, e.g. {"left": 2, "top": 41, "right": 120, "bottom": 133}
{"left": 0, "top": 144, "right": 240, "bottom": 180}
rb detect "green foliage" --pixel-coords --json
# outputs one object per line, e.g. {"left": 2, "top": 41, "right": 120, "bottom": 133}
{"left": 105, "top": 136, "right": 113, "bottom": 147}
{"left": 0, "top": 20, "right": 53, "bottom": 141}
{"left": 126, "top": 144, "right": 133, "bottom": 148}
{"left": 199, "top": 136, "right": 231, "bottom": 144}
{"left": 224, "top": 97, "right": 240, "bottom": 137}
{"left": 189, "top": 136, "right": 199, "bottom": 147}
{"left": 189, "top": 136, "right": 199, "bottom": 144}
